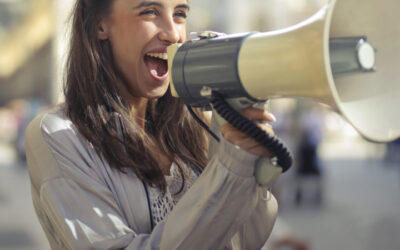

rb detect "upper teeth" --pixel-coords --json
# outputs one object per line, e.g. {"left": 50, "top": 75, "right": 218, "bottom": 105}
{"left": 147, "top": 53, "right": 168, "bottom": 60}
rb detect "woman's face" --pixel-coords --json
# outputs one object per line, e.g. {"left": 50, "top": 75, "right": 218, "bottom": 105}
{"left": 99, "top": 0, "right": 188, "bottom": 100}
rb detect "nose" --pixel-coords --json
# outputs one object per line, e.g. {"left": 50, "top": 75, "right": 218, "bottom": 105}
{"left": 158, "top": 17, "right": 182, "bottom": 44}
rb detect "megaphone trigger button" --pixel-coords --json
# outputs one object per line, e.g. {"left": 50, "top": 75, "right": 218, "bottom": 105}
{"left": 200, "top": 86, "right": 213, "bottom": 98}
{"left": 190, "top": 31, "right": 227, "bottom": 40}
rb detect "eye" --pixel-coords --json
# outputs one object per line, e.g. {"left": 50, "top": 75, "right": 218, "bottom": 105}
{"left": 139, "top": 9, "right": 158, "bottom": 16}
{"left": 174, "top": 10, "right": 188, "bottom": 19}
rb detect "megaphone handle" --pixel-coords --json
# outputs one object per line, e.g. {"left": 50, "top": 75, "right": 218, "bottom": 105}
{"left": 255, "top": 156, "right": 282, "bottom": 186}
{"left": 237, "top": 101, "right": 284, "bottom": 185}
{"left": 210, "top": 92, "right": 293, "bottom": 175}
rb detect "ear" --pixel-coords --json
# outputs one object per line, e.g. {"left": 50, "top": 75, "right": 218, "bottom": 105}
{"left": 97, "top": 20, "right": 109, "bottom": 40}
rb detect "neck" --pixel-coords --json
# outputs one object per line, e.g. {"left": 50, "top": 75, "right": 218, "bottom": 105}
{"left": 128, "top": 97, "right": 149, "bottom": 129}
{"left": 117, "top": 81, "right": 150, "bottom": 129}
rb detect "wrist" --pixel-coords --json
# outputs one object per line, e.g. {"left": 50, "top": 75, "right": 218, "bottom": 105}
{"left": 217, "top": 137, "right": 259, "bottom": 177}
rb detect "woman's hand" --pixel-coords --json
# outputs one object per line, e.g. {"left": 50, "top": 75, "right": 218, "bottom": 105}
{"left": 220, "top": 108, "right": 276, "bottom": 156}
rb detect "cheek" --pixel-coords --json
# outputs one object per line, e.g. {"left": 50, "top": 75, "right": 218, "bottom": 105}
{"left": 110, "top": 31, "right": 146, "bottom": 68}
{"left": 124, "top": 24, "right": 156, "bottom": 59}
{"left": 109, "top": 40, "right": 136, "bottom": 77}
{"left": 179, "top": 26, "right": 187, "bottom": 42}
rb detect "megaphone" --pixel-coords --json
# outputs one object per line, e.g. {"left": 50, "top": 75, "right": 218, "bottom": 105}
{"left": 167, "top": 0, "right": 400, "bottom": 185}
{"left": 167, "top": 0, "right": 400, "bottom": 143}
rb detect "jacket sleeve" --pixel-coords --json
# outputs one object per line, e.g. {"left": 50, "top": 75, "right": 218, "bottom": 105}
{"left": 230, "top": 189, "right": 278, "bottom": 250}
{"left": 26, "top": 113, "right": 162, "bottom": 250}
{"left": 158, "top": 115, "right": 278, "bottom": 250}
{"left": 158, "top": 138, "right": 278, "bottom": 250}
{"left": 26, "top": 112, "right": 277, "bottom": 250}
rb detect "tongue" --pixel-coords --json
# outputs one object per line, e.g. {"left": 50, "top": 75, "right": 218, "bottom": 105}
{"left": 145, "top": 56, "right": 167, "bottom": 77}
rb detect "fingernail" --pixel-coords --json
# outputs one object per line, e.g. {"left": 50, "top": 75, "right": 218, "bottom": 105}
{"left": 269, "top": 113, "right": 277, "bottom": 123}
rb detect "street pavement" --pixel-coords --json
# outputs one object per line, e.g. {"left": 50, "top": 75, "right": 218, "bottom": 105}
{"left": 276, "top": 159, "right": 400, "bottom": 250}
{"left": 0, "top": 163, "right": 48, "bottom": 250}
{"left": 0, "top": 158, "right": 399, "bottom": 250}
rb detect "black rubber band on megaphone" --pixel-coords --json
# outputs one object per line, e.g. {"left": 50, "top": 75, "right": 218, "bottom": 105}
{"left": 210, "top": 92, "right": 293, "bottom": 173}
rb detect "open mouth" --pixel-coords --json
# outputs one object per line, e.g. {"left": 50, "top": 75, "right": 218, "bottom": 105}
{"left": 144, "top": 52, "right": 168, "bottom": 78}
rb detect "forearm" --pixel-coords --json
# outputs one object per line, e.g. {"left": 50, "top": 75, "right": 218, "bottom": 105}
{"left": 233, "top": 189, "right": 278, "bottom": 250}
{"left": 159, "top": 138, "right": 263, "bottom": 250}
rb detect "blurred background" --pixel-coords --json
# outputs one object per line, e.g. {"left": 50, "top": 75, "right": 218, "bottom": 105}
{"left": 0, "top": 0, "right": 399, "bottom": 249}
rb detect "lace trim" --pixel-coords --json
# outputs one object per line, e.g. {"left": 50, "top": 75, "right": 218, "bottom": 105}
{"left": 148, "top": 162, "right": 198, "bottom": 226}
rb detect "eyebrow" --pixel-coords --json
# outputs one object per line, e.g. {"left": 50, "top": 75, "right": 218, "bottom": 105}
{"left": 133, "top": 1, "right": 162, "bottom": 9}
{"left": 176, "top": 4, "right": 190, "bottom": 11}
{"left": 133, "top": 1, "right": 190, "bottom": 11}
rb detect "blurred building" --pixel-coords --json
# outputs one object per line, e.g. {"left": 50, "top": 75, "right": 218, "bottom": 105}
{"left": 189, "top": 0, "right": 328, "bottom": 33}
{"left": 0, "top": 0, "right": 54, "bottom": 105}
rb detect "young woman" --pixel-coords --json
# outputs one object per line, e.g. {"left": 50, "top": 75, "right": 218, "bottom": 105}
{"left": 25, "top": 0, "right": 278, "bottom": 249}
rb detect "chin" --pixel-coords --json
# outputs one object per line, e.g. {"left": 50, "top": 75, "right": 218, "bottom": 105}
{"left": 145, "top": 84, "right": 170, "bottom": 99}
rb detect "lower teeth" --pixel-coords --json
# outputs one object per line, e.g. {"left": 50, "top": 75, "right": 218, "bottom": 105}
{"left": 151, "top": 69, "right": 158, "bottom": 76}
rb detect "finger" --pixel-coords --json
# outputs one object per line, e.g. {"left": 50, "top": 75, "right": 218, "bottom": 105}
{"left": 261, "top": 123, "right": 275, "bottom": 136}
{"left": 246, "top": 145, "right": 274, "bottom": 157}
{"left": 221, "top": 122, "right": 275, "bottom": 139}
{"left": 241, "top": 108, "right": 277, "bottom": 123}
{"left": 221, "top": 128, "right": 247, "bottom": 141}
{"left": 221, "top": 124, "right": 274, "bottom": 153}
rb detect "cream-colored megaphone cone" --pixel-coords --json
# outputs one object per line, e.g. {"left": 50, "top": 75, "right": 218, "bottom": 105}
{"left": 168, "top": 0, "right": 400, "bottom": 143}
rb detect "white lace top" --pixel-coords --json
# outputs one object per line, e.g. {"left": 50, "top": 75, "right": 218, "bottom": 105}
{"left": 148, "top": 162, "right": 199, "bottom": 226}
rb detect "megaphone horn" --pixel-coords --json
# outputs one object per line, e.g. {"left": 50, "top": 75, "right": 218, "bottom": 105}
{"left": 167, "top": 0, "right": 400, "bottom": 143}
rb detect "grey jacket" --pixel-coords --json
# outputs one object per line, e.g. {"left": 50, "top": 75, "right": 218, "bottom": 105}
{"left": 25, "top": 105, "right": 277, "bottom": 250}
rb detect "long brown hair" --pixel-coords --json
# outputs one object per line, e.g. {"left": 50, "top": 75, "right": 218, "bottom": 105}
{"left": 64, "top": 0, "right": 208, "bottom": 193}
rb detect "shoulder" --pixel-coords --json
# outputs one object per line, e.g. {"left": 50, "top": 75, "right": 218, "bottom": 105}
{"left": 26, "top": 104, "right": 87, "bottom": 157}
{"left": 25, "top": 104, "right": 104, "bottom": 189}
{"left": 26, "top": 104, "right": 75, "bottom": 140}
